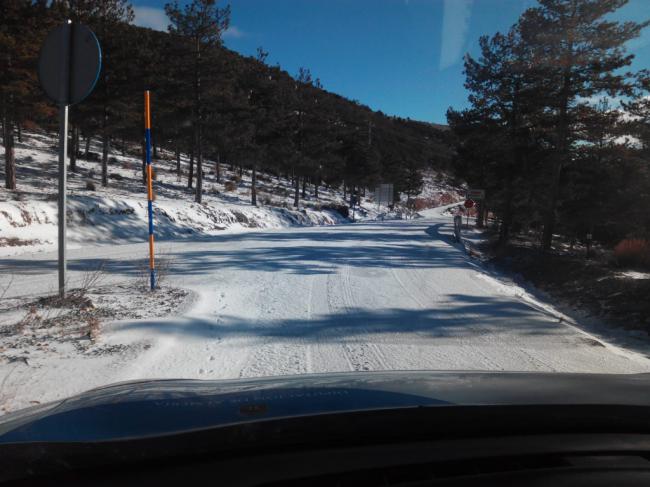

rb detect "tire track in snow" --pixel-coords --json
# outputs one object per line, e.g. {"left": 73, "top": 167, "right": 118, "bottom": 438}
{"left": 331, "top": 265, "right": 388, "bottom": 372}
{"left": 387, "top": 255, "right": 508, "bottom": 371}
{"left": 237, "top": 271, "right": 312, "bottom": 378}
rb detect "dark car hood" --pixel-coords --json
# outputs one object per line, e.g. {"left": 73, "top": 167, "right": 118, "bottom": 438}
{"left": 1, "top": 370, "right": 649, "bottom": 443}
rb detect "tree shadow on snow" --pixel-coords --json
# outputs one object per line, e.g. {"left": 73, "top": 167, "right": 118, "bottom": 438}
{"left": 0, "top": 224, "right": 467, "bottom": 277}
{"left": 114, "top": 293, "right": 570, "bottom": 343}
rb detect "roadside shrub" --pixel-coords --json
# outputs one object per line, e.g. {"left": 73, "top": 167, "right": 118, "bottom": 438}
{"left": 614, "top": 238, "right": 650, "bottom": 268}
{"left": 323, "top": 204, "right": 349, "bottom": 218}
{"left": 231, "top": 210, "right": 250, "bottom": 224}
{"left": 224, "top": 181, "right": 237, "bottom": 192}
{"left": 109, "top": 172, "right": 124, "bottom": 181}
{"left": 440, "top": 192, "right": 455, "bottom": 205}
{"left": 230, "top": 174, "right": 242, "bottom": 183}
{"left": 136, "top": 252, "right": 174, "bottom": 291}
{"left": 413, "top": 198, "right": 435, "bottom": 211}
{"left": 22, "top": 120, "right": 40, "bottom": 131}
{"left": 271, "top": 186, "right": 290, "bottom": 197}
{"left": 85, "top": 180, "right": 96, "bottom": 191}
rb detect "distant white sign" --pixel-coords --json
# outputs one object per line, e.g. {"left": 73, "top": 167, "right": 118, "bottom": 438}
{"left": 374, "top": 183, "right": 394, "bottom": 208}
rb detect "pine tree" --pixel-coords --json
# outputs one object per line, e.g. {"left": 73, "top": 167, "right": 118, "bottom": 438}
{"left": 520, "top": 0, "right": 649, "bottom": 250}
{"left": 0, "top": 0, "right": 52, "bottom": 190}
{"left": 165, "top": 0, "right": 230, "bottom": 203}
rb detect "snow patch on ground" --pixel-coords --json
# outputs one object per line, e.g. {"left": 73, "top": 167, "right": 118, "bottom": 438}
{"left": 616, "top": 271, "right": 650, "bottom": 280}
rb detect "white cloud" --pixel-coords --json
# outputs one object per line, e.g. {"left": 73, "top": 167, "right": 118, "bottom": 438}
{"left": 133, "top": 6, "right": 168, "bottom": 32}
{"left": 223, "top": 25, "right": 245, "bottom": 39}
{"left": 439, "top": 0, "right": 473, "bottom": 71}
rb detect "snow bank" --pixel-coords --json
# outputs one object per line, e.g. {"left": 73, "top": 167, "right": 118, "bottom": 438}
{"left": 1, "top": 130, "right": 462, "bottom": 256}
{"left": 0, "top": 196, "right": 346, "bottom": 257}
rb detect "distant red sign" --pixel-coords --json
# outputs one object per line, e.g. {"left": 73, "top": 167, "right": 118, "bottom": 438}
{"left": 464, "top": 199, "right": 475, "bottom": 209}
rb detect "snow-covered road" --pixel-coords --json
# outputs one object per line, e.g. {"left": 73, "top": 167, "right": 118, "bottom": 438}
{"left": 2, "top": 208, "right": 650, "bottom": 412}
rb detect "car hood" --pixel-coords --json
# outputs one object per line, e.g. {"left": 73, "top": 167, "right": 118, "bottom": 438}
{"left": 1, "top": 370, "right": 649, "bottom": 443}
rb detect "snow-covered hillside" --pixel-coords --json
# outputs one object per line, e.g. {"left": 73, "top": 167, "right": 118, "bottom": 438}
{"left": 0, "top": 131, "right": 462, "bottom": 257}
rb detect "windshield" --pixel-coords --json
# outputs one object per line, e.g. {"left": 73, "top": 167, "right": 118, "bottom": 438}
{"left": 0, "top": 0, "right": 649, "bottom": 416}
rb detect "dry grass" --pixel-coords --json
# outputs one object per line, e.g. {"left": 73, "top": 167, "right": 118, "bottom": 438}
{"left": 85, "top": 316, "right": 101, "bottom": 343}
{"left": 136, "top": 251, "right": 175, "bottom": 291}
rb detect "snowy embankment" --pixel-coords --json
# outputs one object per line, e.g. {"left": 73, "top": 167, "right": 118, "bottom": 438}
{"left": 0, "top": 130, "right": 349, "bottom": 257}
{"left": 0, "top": 131, "right": 461, "bottom": 258}
{"left": 0, "top": 196, "right": 345, "bottom": 257}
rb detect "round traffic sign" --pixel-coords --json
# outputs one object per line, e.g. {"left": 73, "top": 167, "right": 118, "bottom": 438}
{"left": 464, "top": 199, "right": 475, "bottom": 209}
{"left": 38, "top": 23, "right": 102, "bottom": 105}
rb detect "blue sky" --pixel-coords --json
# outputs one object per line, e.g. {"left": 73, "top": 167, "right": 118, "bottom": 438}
{"left": 132, "top": 0, "right": 650, "bottom": 124}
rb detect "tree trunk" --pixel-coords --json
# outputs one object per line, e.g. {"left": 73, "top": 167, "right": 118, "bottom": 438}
{"left": 175, "top": 145, "right": 181, "bottom": 178}
{"left": 301, "top": 177, "right": 307, "bottom": 198}
{"left": 476, "top": 200, "right": 483, "bottom": 228}
{"left": 215, "top": 152, "right": 220, "bottom": 183}
{"left": 69, "top": 125, "right": 79, "bottom": 172}
{"left": 251, "top": 165, "right": 257, "bottom": 206}
{"left": 343, "top": 183, "right": 347, "bottom": 200}
{"left": 294, "top": 173, "right": 300, "bottom": 207}
{"left": 101, "top": 46, "right": 110, "bottom": 186}
{"left": 314, "top": 178, "right": 319, "bottom": 199}
{"left": 141, "top": 138, "right": 147, "bottom": 184}
{"left": 84, "top": 135, "right": 91, "bottom": 159}
{"left": 542, "top": 56, "right": 573, "bottom": 251}
{"left": 498, "top": 155, "right": 517, "bottom": 245}
{"left": 193, "top": 36, "right": 203, "bottom": 204}
{"left": 101, "top": 133, "right": 109, "bottom": 187}
{"left": 16, "top": 123, "right": 22, "bottom": 143}
{"left": 541, "top": 157, "right": 563, "bottom": 250}
{"left": 188, "top": 151, "right": 194, "bottom": 189}
{"left": 4, "top": 121, "right": 16, "bottom": 190}
{"left": 195, "top": 128, "right": 203, "bottom": 203}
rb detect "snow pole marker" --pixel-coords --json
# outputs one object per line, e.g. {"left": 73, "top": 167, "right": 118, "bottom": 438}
{"left": 144, "top": 90, "right": 156, "bottom": 290}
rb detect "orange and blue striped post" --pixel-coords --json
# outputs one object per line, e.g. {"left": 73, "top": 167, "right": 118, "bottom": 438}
{"left": 144, "top": 90, "right": 156, "bottom": 290}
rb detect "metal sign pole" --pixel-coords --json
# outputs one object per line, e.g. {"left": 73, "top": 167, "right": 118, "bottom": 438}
{"left": 58, "top": 104, "right": 68, "bottom": 297}
{"left": 38, "top": 21, "right": 101, "bottom": 298}
{"left": 57, "top": 20, "right": 71, "bottom": 298}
